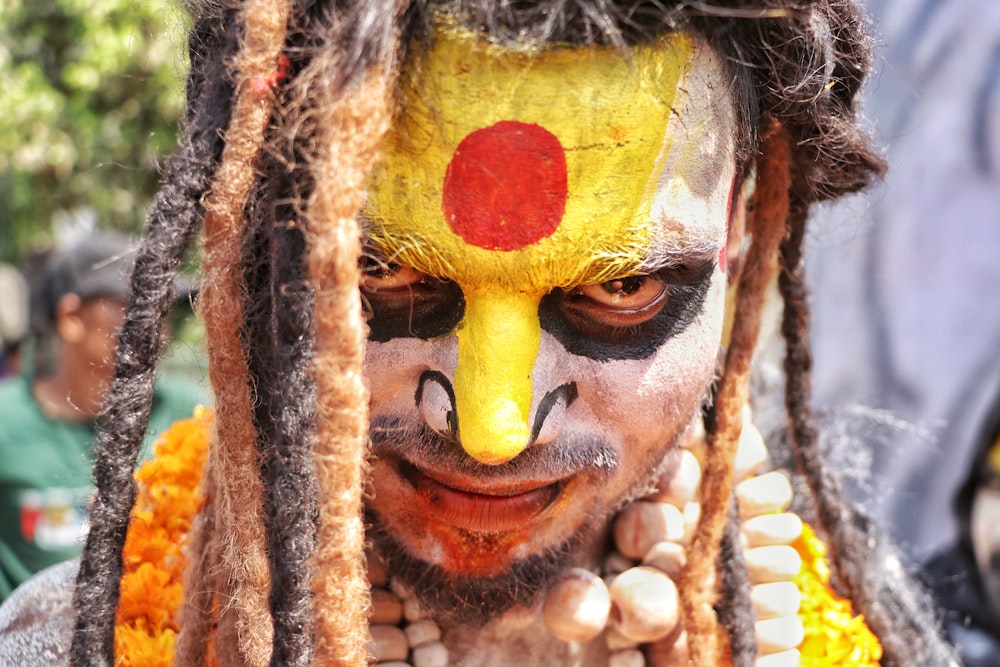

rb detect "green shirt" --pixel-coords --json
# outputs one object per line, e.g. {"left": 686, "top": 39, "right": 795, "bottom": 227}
{"left": 0, "top": 375, "right": 205, "bottom": 600}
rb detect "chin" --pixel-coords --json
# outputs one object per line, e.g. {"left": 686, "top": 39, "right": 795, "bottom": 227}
{"left": 367, "top": 508, "right": 587, "bottom": 627}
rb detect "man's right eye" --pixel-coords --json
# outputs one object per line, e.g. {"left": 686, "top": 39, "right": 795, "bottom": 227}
{"left": 361, "top": 259, "right": 426, "bottom": 292}
{"left": 359, "top": 256, "right": 465, "bottom": 342}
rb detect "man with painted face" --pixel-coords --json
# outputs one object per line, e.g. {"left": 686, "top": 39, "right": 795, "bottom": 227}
{"left": 362, "top": 29, "right": 736, "bottom": 614}
{"left": 0, "top": 1, "right": 961, "bottom": 666}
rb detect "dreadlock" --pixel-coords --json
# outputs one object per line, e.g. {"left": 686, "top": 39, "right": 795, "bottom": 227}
{"left": 70, "top": 0, "right": 239, "bottom": 662}
{"left": 71, "top": 1, "right": 959, "bottom": 665}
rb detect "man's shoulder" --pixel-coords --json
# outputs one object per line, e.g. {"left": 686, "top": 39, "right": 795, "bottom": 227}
{"left": 0, "top": 558, "right": 76, "bottom": 666}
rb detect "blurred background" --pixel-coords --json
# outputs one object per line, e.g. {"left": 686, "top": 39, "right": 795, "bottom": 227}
{"left": 0, "top": 0, "right": 203, "bottom": 382}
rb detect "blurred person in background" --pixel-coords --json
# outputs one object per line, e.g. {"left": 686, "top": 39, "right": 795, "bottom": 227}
{"left": 0, "top": 263, "right": 29, "bottom": 378}
{"left": 923, "top": 383, "right": 1000, "bottom": 666}
{"left": 0, "top": 234, "right": 204, "bottom": 601}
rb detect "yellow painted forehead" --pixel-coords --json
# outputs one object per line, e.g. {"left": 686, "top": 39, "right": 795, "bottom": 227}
{"left": 365, "top": 25, "right": 734, "bottom": 293}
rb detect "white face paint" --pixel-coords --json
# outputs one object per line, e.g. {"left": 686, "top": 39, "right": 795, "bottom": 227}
{"left": 361, "top": 28, "right": 738, "bottom": 605}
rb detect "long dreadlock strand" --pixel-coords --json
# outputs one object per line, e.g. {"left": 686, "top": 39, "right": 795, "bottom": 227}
{"left": 281, "top": 5, "right": 406, "bottom": 663}
{"left": 262, "top": 179, "right": 321, "bottom": 666}
{"left": 306, "top": 73, "right": 401, "bottom": 667}
{"left": 778, "top": 193, "right": 962, "bottom": 667}
{"left": 69, "top": 8, "right": 240, "bottom": 666}
{"left": 681, "top": 121, "right": 792, "bottom": 665}
{"left": 717, "top": 497, "right": 756, "bottom": 667}
{"left": 195, "top": 0, "right": 292, "bottom": 663}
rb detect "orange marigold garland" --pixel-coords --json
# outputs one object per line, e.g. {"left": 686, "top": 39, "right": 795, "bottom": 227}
{"left": 114, "top": 412, "right": 883, "bottom": 665}
{"left": 115, "top": 407, "right": 213, "bottom": 667}
{"left": 794, "top": 523, "right": 883, "bottom": 666}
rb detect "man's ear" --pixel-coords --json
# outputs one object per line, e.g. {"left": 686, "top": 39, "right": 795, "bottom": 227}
{"left": 55, "top": 293, "right": 86, "bottom": 344}
{"left": 726, "top": 181, "right": 748, "bottom": 286}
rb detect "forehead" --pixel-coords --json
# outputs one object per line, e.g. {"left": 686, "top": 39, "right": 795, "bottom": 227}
{"left": 365, "top": 26, "right": 735, "bottom": 291}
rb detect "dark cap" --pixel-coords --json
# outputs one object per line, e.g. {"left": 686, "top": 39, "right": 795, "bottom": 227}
{"left": 35, "top": 234, "right": 137, "bottom": 331}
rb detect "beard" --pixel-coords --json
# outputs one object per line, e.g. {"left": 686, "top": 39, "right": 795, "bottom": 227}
{"left": 366, "top": 507, "right": 592, "bottom": 627}
{"left": 362, "top": 414, "right": 692, "bottom": 627}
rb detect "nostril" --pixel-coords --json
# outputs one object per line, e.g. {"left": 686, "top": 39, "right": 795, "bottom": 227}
{"left": 416, "top": 370, "right": 458, "bottom": 438}
{"left": 532, "top": 382, "right": 578, "bottom": 445}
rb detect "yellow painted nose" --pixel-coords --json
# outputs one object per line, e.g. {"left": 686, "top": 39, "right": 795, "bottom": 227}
{"left": 453, "top": 286, "right": 541, "bottom": 464}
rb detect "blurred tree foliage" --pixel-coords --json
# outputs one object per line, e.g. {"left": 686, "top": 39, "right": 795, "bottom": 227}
{"left": 0, "top": 0, "right": 190, "bottom": 263}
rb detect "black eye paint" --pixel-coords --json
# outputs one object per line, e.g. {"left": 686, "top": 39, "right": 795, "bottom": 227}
{"left": 538, "top": 262, "right": 714, "bottom": 361}
{"left": 365, "top": 280, "right": 465, "bottom": 342}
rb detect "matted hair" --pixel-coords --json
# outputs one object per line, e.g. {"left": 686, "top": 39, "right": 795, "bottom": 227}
{"left": 71, "top": 1, "right": 957, "bottom": 665}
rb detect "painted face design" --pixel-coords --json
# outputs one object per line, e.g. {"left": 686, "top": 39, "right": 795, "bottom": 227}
{"left": 362, "top": 24, "right": 737, "bottom": 608}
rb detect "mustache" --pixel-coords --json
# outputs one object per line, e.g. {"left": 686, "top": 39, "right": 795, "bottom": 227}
{"left": 369, "top": 415, "right": 619, "bottom": 481}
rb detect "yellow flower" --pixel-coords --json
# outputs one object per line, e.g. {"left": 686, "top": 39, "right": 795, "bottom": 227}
{"left": 116, "top": 407, "right": 884, "bottom": 667}
{"left": 795, "top": 523, "right": 883, "bottom": 666}
{"left": 115, "top": 408, "right": 212, "bottom": 664}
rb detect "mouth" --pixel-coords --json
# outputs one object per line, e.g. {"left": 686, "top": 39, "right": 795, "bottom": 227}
{"left": 397, "top": 460, "right": 565, "bottom": 533}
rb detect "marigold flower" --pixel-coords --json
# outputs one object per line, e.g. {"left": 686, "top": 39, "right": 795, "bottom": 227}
{"left": 795, "top": 524, "right": 883, "bottom": 666}
{"left": 112, "top": 407, "right": 883, "bottom": 666}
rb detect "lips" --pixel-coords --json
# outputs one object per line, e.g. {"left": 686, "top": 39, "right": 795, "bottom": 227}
{"left": 399, "top": 460, "right": 562, "bottom": 533}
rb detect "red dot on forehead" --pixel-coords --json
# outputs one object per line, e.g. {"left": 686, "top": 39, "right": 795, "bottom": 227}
{"left": 442, "top": 121, "right": 567, "bottom": 251}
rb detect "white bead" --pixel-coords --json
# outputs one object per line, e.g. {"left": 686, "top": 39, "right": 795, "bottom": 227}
{"left": 404, "top": 619, "right": 442, "bottom": 648}
{"left": 745, "top": 545, "right": 802, "bottom": 584}
{"left": 741, "top": 513, "right": 803, "bottom": 547}
{"left": 736, "top": 472, "right": 793, "bottom": 518}
{"left": 369, "top": 624, "right": 409, "bottom": 662}
{"left": 543, "top": 568, "right": 612, "bottom": 643}
{"left": 412, "top": 641, "right": 449, "bottom": 667}
{"left": 750, "top": 581, "right": 801, "bottom": 619}
{"left": 733, "top": 418, "right": 769, "bottom": 480}
{"left": 608, "top": 566, "right": 680, "bottom": 643}
{"left": 755, "top": 616, "right": 805, "bottom": 653}
{"left": 608, "top": 648, "right": 645, "bottom": 667}
{"left": 641, "top": 541, "right": 686, "bottom": 580}
{"left": 650, "top": 449, "right": 702, "bottom": 506}
{"left": 754, "top": 649, "right": 800, "bottom": 667}
{"left": 613, "top": 501, "right": 685, "bottom": 560}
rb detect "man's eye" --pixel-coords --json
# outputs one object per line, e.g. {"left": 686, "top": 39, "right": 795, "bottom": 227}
{"left": 359, "top": 256, "right": 465, "bottom": 342}
{"left": 539, "top": 262, "right": 714, "bottom": 361}
{"left": 568, "top": 276, "right": 669, "bottom": 320}
{"left": 361, "top": 259, "right": 426, "bottom": 292}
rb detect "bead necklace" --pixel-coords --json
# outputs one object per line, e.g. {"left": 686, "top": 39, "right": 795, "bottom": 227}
{"left": 364, "top": 417, "right": 784, "bottom": 667}
{"left": 113, "top": 409, "right": 883, "bottom": 667}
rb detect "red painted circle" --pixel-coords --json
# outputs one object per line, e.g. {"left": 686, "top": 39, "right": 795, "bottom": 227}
{"left": 442, "top": 121, "right": 567, "bottom": 251}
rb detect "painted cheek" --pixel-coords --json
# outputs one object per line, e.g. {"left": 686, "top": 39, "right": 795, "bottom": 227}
{"left": 454, "top": 286, "right": 542, "bottom": 464}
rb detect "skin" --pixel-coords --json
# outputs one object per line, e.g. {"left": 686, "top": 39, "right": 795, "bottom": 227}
{"left": 33, "top": 295, "right": 126, "bottom": 421}
{"left": 359, "top": 26, "right": 797, "bottom": 666}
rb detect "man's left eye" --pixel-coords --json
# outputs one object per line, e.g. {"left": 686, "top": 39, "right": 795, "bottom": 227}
{"left": 564, "top": 275, "right": 669, "bottom": 327}
{"left": 538, "top": 262, "right": 714, "bottom": 360}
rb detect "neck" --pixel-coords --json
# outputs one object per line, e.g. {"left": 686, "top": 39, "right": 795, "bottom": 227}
{"left": 33, "top": 360, "right": 107, "bottom": 421}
